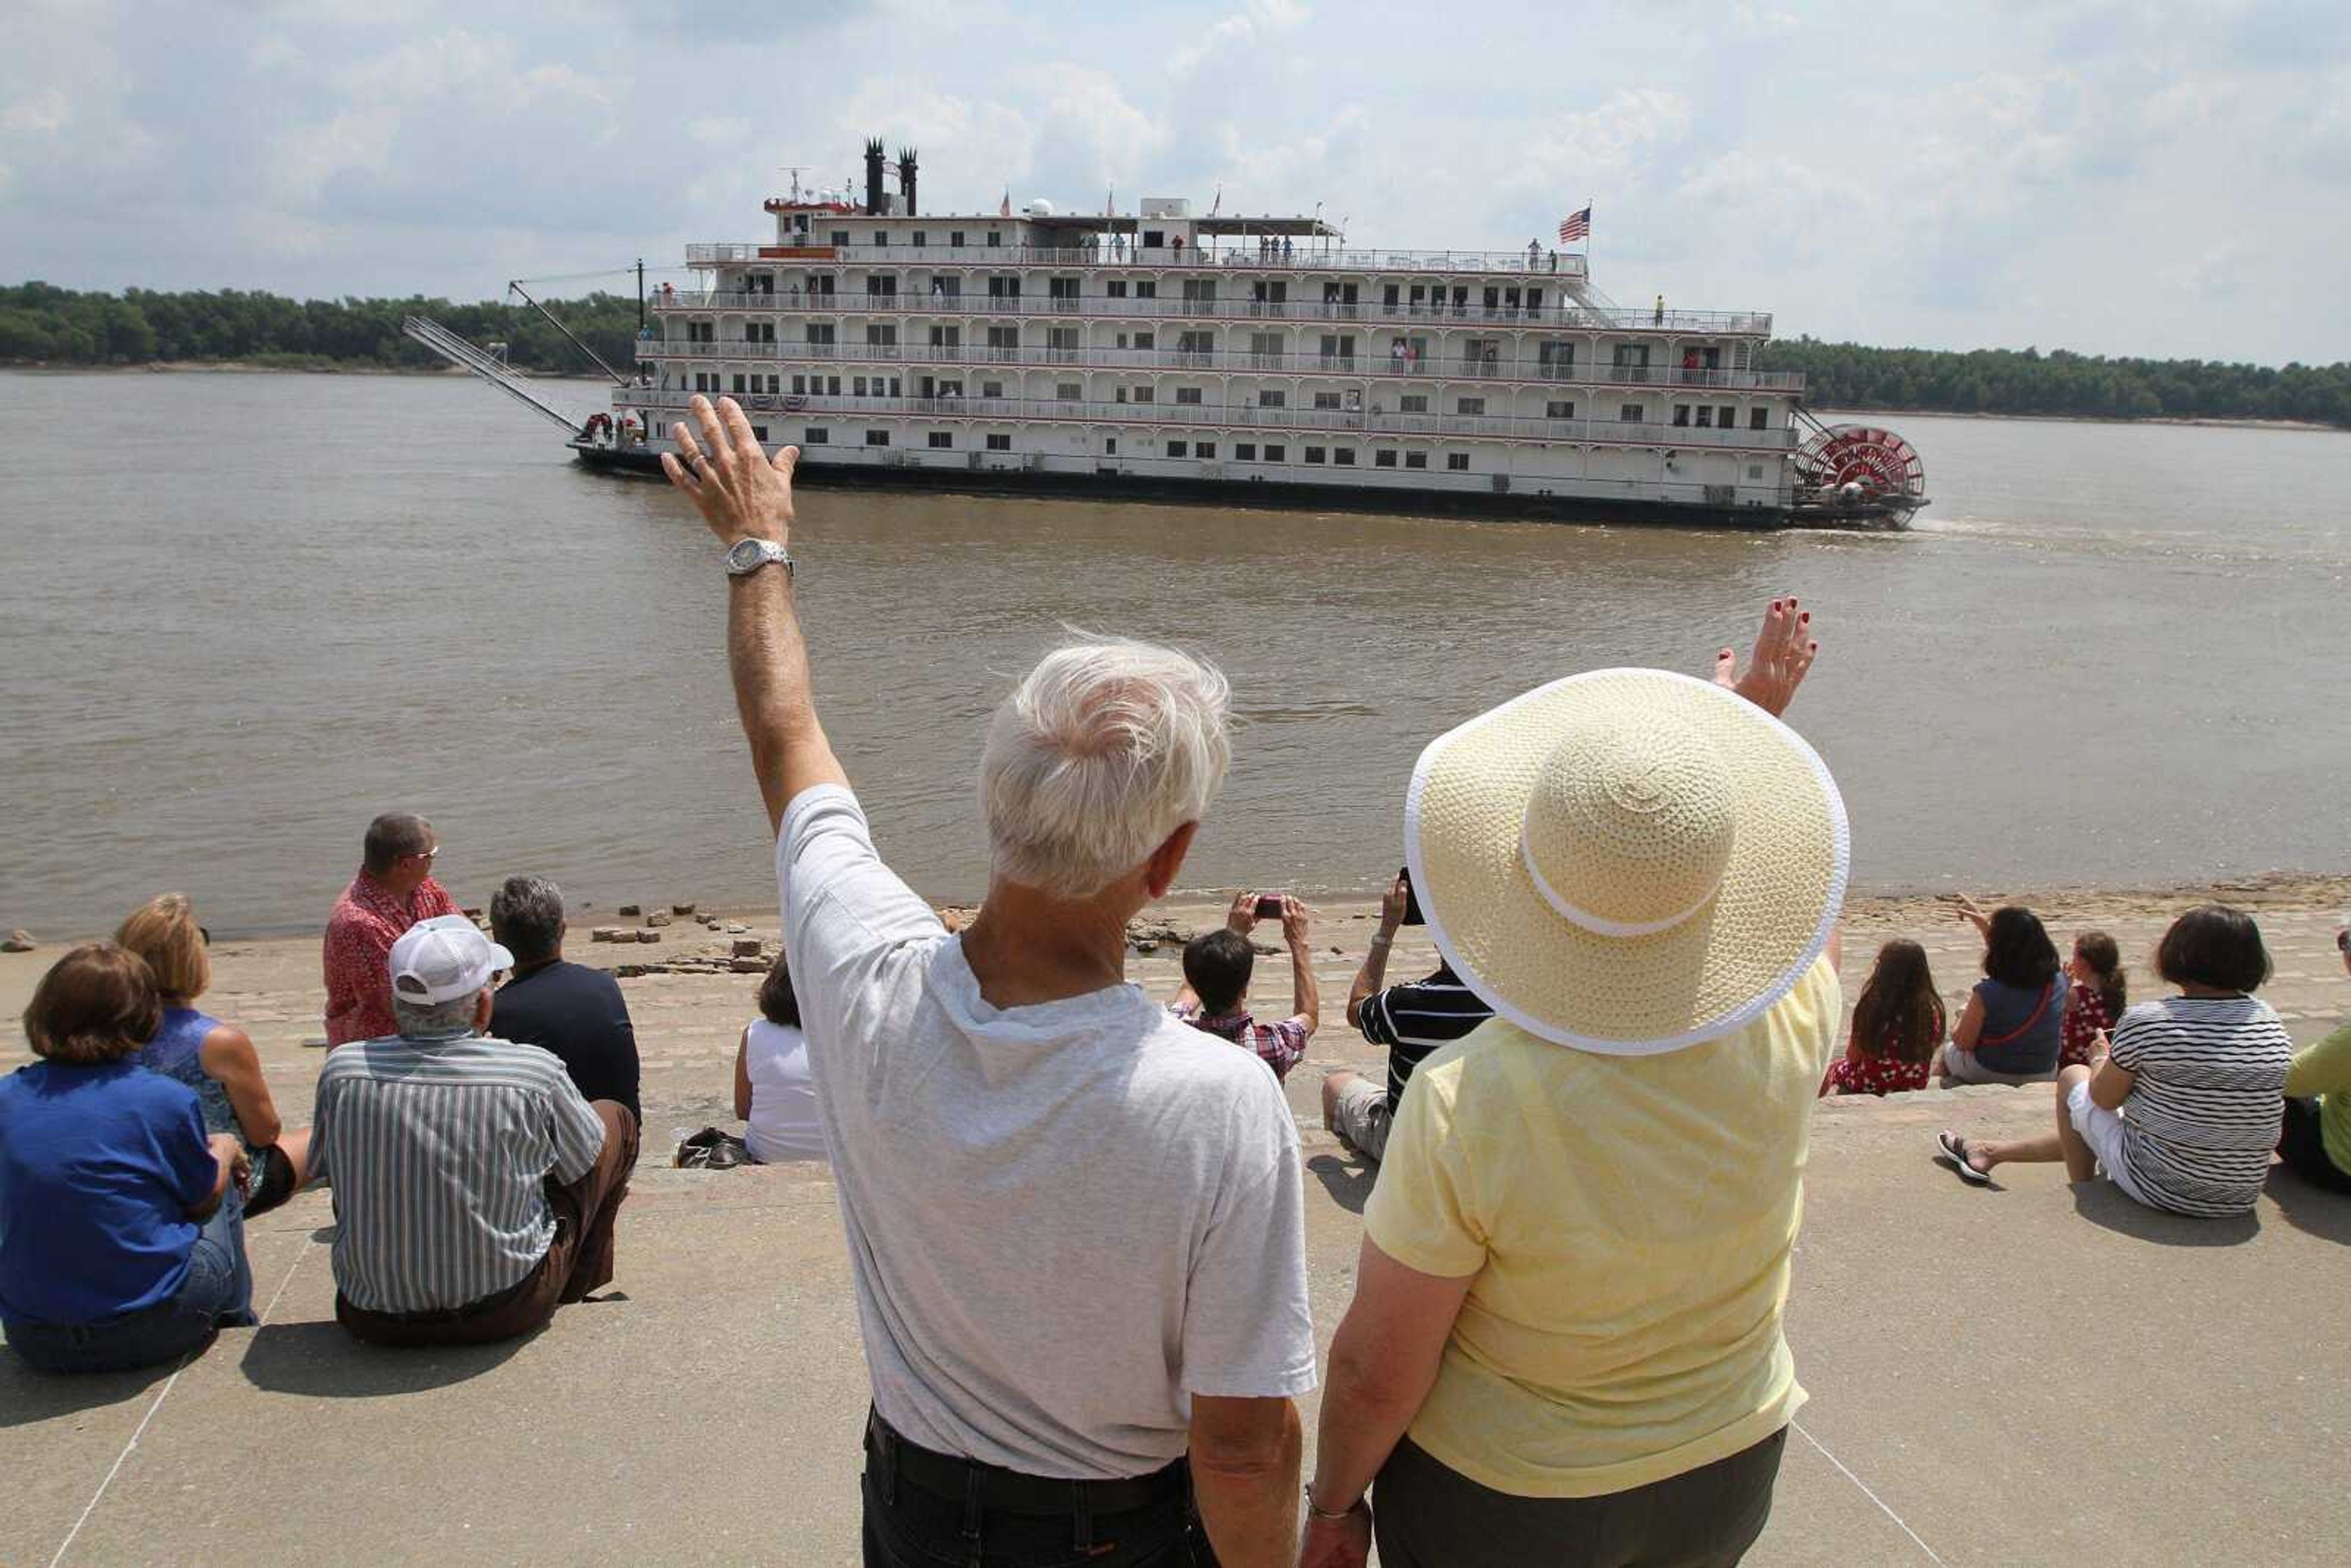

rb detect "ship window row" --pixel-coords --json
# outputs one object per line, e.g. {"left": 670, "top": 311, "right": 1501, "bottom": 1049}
{"left": 787, "top": 430, "right": 1491, "bottom": 471}
{"left": 692, "top": 371, "right": 1764, "bottom": 433}
{"left": 724, "top": 276, "right": 1551, "bottom": 312}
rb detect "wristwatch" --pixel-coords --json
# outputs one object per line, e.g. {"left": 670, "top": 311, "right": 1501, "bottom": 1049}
{"left": 724, "top": 537, "right": 795, "bottom": 580}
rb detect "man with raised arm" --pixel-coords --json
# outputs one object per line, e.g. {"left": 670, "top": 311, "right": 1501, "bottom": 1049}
{"left": 664, "top": 396, "right": 1313, "bottom": 1568}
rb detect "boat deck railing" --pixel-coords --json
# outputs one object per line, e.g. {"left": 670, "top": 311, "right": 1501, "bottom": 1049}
{"left": 648, "top": 287, "right": 1772, "bottom": 337}
{"left": 689, "top": 241, "right": 1591, "bottom": 277}
{"left": 637, "top": 338, "right": 1802, "bottom": 392}
{"left": 628, "top": 389, "right": 1797, "bottom": 451}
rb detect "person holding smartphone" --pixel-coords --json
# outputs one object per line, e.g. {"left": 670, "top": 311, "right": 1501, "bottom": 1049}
{"left": 1323, "top": 869, "right": 1494, "bottom": 1163}
{"left": 1169, "top": 890, "right": 1321, "bottom": 1082}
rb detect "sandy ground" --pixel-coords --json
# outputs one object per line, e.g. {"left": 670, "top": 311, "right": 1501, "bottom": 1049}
{"left": 2, "top": 879, "right": 2348, "bottom": 1564}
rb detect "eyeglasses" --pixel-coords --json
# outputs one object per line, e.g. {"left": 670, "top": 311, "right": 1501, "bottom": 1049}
{"left": 198, "top": 926, "right": 212, "bottom": 947}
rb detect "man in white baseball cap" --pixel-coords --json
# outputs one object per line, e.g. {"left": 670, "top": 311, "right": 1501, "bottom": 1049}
{"left": 1302, "top": 599, "right": 1845, "bottom": 1568}
{"left": 313, "top": 914, "right": 638, "bottom": 1345}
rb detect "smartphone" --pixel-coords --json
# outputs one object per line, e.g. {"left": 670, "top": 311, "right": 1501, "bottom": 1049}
{"left": 1254, "top": 895, "right": 1286, "bottom": 919}
{"left": 1398, "top": 867, "right": 1425, "bottom": 927}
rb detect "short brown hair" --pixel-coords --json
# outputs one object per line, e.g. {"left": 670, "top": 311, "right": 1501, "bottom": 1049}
{"left": 23, "top": 944, "right": 163, "bottom": 1064}
{"left": 758, "top": 950, "right": 802, "bottom": 1029}
{"left": 2154, "top": 905, "right": 2271, "bottom": 995}
{"left": 115, "top": 893, "right": 210, "bottom": 1000}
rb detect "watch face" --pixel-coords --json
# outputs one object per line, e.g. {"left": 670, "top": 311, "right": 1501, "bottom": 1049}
{"left": 726, "top": 538, "right": 769, "bottom": 573}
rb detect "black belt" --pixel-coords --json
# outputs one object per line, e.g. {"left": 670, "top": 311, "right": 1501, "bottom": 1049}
{"left": 865, "top": 1408, "right": 1190, "bottom": 1517}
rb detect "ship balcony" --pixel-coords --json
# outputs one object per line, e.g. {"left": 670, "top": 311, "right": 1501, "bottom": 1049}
{"left": 651, "top": 286, "right": 1771, "bottom": 337}
{"left": 628, "top": 388, "right": 1798, "bottom": 453}
{"left": 637, "top": 338, "right": 1805, "bottom": 394}
{"left": 688, "top": 241, "right": 1592, "bottom": 279}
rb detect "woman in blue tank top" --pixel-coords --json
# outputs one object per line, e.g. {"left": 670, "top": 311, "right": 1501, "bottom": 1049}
{"left": 1934, "top": 898, "right": 2068, "bottom": 1086}
{"left": 118, "top": 895, "right": 312, "bottom": 1217}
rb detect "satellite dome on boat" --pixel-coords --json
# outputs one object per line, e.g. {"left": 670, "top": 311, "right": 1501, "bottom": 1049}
{"left": 1025, "top": 199, "right": 1056, "bottom": 216}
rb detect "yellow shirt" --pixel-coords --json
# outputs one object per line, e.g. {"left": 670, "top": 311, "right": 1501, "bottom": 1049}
{"left": 2285, "top": 1024, "right": 2351, "bottom": 1176}
{"left": 1363, "top": 955, "right": 1840, "bottom": 1498}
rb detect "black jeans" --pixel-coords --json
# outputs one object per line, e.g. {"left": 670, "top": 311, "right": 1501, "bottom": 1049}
{"left": 2278, "top": 1098, "right": 2351, "bottom": 1194}
{"left": 860, "top": 1412, "right": 1217, "bottom": 1568}
{"left": 1372, "top": 1428, "right": 1788, "bottom": 1568}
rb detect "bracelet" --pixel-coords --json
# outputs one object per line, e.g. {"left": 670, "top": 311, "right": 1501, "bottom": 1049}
{"left": 1304, "top": 1484, "right": 1365, "bottom": 1521}
{"left": 1367, "top": 933, "right": 1393, "bottom": 948}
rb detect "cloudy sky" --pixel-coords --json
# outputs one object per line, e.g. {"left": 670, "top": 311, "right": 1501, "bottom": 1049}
{"left": 4, "top": 0, "right": 2345, "bottom": 363}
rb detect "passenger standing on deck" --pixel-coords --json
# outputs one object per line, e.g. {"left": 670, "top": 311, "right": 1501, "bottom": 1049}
{"left": 662, "top": 395, "right": 1313, "bottom": 1568}
{"left": 321, "top": 812, "right": 458, "bottom": 1046}
{"left": 1301, "top": 601, "right": 1843, "bottom": 1568}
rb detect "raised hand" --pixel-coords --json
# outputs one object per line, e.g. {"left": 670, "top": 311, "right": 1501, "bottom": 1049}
{"left": 1378, "top": 872, "right": 1411, "bottom": 936}
{"left": 1712, "top": 596, "right": 1817, "bottom": 718}
{"left": 661, "top": 394, "right": 800, "bottom": 546}
{"left": 1280, "top": 895, "right": 1311, "bottom": 948}
{"left": 1226, "top": 890, "right": 1259, "bottom": 934}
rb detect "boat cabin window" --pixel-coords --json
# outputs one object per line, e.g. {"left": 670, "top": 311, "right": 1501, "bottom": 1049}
{"left": 1263, "top": 445, "right": 1285, "bottom": 461}
{"left": 912, "top": 231, "right": 927, "bottom": 247}
{"left": 1457, "top": 397, "right": 1485, "bottom": 415}
{"left": 1259, "top": 389, "right": 1286, "bottom": 408}
{"left": 1313, "top": 392, "right": 1341, "bottom": 410}
{"left": 1693, "top": 407, "right": 1711, "bottom": 428}
{"left": 804, "top": 427, "right": 829, "bottom": 444}
{"left": 1404, "top": 451, "right": 1427, "bottom": 468}
{"left": 1108, "top": 280, "right": 1128, "bottom": 298}
{"left": 988, "top": 433, "right": 1011, "bottom": 450}
{"left": 1447, "top": 453, "right": 1470, "bottom": 471}
{"left": 1134, "top": 280, "right": 1157, "bottom": 298}
{"left": 1620, "top": 403, "right": 1644, "bottom": 422}
{"left": 1613, "top": 343, "right": 1651, "bottom": 369}
{"left": 1183, "top": 279, "right": 1217, "bottom": 302}
{"left": 1142, "top": 230, "right": 1166, "bottom": 248}
{"left": 1376, "top": 449, "right": 1397, "bottom": 467}
{"left": 988, "top": 275, "right": 1021, "bottom": 298}
{"left": 1400, "top": 394, "right": 1428, "bottom": 413}
{"left": 1719, "top": 406, "right": 1736, "bottom": 427}
{"left": 831, "top": 231, "right": 850, "bottom": 247}
{"left": 872, "top": 231, "right": 887, "bottom": 247}
{"left": 986, "top": 230, "right": 1002, "bottom": 246}
{"left": 1750, "top": 408, "right": 1769, "bottom": 430}
{"left": 1547, "top": 400, "right": 1575, "bottom": 419}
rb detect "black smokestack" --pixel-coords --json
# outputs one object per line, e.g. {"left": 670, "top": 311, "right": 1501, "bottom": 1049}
{"left": 896, "top": 147, "right": 918, "bottom": 217}
{"left": 863, "top": 138, "right": 886, "bottom": 216}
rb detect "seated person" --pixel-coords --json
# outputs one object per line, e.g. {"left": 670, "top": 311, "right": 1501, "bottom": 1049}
{"left": 1820, "top": 938, "right": 1944, "bottom": 1096}
{"left": 735, "top": 949, "right": 827, "bottom": 1163}
{"left": 487, "top": 874, "right": 642, "bottom": 1128}
{"left": 1323, "top": 868, "right": 1493, "bottom": 1161}
{"left": 2278, "top": 923, "right": 2351, "bottom": 1195}
{"left": 1938, "top": 906, "right": 2292, "bottom": 1217}
{"left": 118, "top": 893, "right": 311, "bottom": 1218}
{"left": 1168, "top": 890, "right": 1318, "bottom": 1081}
{"left": 1934, "top": 898, "right": 2068, "bottom": 1086}
{"left": 2059, "top": 929, "right": 2128, "bottom": 1069}
{"left": 315, "top": 916, "right": 637, "bottom": 1346}
{"left": 2, "top": 945, "right": 255, "bottom": 1374}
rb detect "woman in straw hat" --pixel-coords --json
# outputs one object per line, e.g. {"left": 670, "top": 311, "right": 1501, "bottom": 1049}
{"left": 1300, "top": 599, "right": 1842, "bottom": 1568}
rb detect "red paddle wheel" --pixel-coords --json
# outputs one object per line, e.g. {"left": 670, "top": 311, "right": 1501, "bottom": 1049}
{"left": 1791, "top": 421, "right": 1929, "bottom": 525}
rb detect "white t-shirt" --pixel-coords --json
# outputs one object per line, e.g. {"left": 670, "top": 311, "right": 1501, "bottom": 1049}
{"left": 778, "top": 785, "right": 1315, "bottom": 1480}
{"left": 742, "top": 1019, "right": 827, "bottom": 1163}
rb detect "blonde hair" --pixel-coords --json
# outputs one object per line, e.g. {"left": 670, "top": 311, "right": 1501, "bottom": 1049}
{"left": 114, "top": 893, "right": 210, "bottom": 1002}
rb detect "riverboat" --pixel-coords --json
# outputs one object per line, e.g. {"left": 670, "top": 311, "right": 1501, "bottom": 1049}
{"left": 411, "top": 141, "right": 1927, "bottom": 527}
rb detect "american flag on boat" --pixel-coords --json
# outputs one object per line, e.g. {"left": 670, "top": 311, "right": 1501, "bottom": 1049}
{"left": 1558, "top": 206, "right": 1591, "bottom": 244}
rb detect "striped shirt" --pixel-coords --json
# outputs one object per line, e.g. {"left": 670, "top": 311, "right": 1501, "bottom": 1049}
{"left": 2107, "top": 996, "right": 2292, "bottom": 1218}
{"left": 313, "top": 1032, "right": 609, "bottom": 1313}
{"left": 1357, "top": 970, "right": 1494, "bottom": 1111}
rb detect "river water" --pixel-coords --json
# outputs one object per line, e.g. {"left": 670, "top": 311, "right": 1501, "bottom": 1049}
{"left": 1, "top": 371, "right": 2344, "bottom": 936}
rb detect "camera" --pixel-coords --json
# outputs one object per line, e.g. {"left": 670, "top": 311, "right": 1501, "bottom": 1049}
{"left": 1398, "top": 867, "right": 1425, "bottom": 926}
{"left": 1254, "top": 895, "right": 1286, "bottom": 920}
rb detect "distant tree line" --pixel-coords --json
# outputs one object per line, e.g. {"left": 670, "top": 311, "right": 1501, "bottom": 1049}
{"left": 2, "top": 282, "right": 2347, "bottom": 428}
{"left": 1758, "top": 336, "right": 2351, "bottom": 429}
{"left": 0, "top": 282, "right": 643, "bottom": 377}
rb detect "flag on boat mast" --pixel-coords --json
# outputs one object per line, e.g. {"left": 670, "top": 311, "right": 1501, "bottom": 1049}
{"left": 1000, "top": 187, "right": 1011, "bottom": 217}
{"left": 1558, "top": 204, "right": 1592, "bottom": 245}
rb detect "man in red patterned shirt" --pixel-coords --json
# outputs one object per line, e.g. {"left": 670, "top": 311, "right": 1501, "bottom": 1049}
{"left": 1169, "top": 891, "right": 1320, "bottom": 1082}
{"left": 323, "top": 813, "right": 460, "bottom": 1045}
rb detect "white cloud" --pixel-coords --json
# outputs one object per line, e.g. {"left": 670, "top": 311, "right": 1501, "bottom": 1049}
{"left": 2, "top": 88, "right": 71, "bottom": 135}
{"left": 276, "top": 107, "right": 398, "bottom": 205}
{"left": 1169, "top": 0, "right": 1310, "bottom": 78}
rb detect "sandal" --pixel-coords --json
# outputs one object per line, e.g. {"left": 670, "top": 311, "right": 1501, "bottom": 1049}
{"left": 1936, "top": 1130, "right": 1992, "bottom": 1186}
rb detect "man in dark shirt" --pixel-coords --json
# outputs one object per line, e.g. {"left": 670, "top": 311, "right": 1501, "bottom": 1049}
{"left": 486, "top": 876, "right": 642, "bottom": 1127}
{"left": 1322, "top": 869, "right": 1493, "bottom": 1162}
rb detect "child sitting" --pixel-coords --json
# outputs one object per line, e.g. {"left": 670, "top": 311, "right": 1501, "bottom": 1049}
{"left": 1821, "top": 939, "right": 1945, "bottom": 1097}
{"left": 2058, "top": 929, "right": 2128, "bottom": 1069}
{"left": 1937, "top": 906, "right": 2292, "bottom": 1217}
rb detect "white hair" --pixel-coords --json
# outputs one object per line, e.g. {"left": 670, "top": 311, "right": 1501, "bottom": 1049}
{"left": 392, "top": 991, "right": 484, "bottom": 1038}
{"left": 980, "top": 635, "right": 1232, "bottom": 898}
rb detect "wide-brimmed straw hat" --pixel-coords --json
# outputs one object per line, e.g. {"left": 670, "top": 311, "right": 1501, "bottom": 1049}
{"left": 1404, "top": 669, "right": 1848, "bottom": 1055}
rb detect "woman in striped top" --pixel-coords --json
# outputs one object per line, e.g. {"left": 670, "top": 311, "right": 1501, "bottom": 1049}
{"left": 1937, "top": 906, "right": 2292, "bottom": 1218}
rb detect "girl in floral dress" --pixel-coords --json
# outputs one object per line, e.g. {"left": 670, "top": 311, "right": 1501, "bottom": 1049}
{"left": 1821, "top": 939, "right": 1947, "bottom": 1096}
{"left": 2059, "top": 929, "right": 2128, "bottom": 1069}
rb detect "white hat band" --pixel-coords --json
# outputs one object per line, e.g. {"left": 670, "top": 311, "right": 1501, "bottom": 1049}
{"left": 1519, "top": 812, "right": 1723, "bottom": 938}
